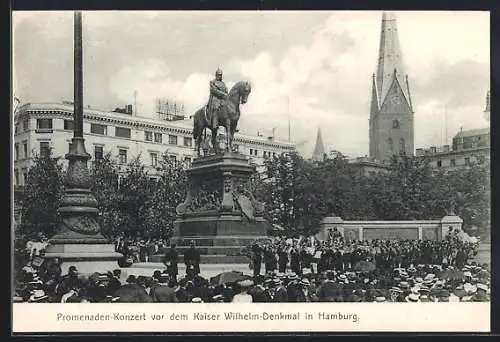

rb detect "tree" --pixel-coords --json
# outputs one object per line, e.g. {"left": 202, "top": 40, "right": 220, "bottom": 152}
{"left": 90, "top": 153, "right": 123, "bottom": 239}
{"left": 143, "top": 153, "right": 187, "bottom": 239}
{"left": 117, "top": 155, "right": 152, "bottom": 237}
{"left": 20, "top": 149, "right": 64, "bottom": 238}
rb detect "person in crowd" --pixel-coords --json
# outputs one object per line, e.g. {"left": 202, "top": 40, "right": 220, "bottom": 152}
{"left": 290, "top": 241, "right": 301, "bottom": 276}
{"left": 151, "top": 273, "right": 178, "bottom": 302}
{"left": 278, "top": 242, "right": 289, "bottom": 273}
{"left": 183, "top": 240, "right": 201, "bottom": 275}
{"left": 251, "top": 242, "right": 263, "bottom": 277}
{"left": 13, "top": 232, "right": 487, "bottom": 304}
{"left": 263, "top": 243, "right": 277, "bottom": 274}
{"left": 163, "top": 243, "right": 179, "bottom": 284}
{"left": 232, "top": 280, "right": 254, "bottom": 303}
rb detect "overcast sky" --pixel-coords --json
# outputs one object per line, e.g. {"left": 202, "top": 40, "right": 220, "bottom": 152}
{"left": 12, "top": 11, "right": 489, "bottom": 158}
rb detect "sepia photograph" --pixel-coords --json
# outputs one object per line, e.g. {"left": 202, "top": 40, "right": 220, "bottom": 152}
{"left": 11, "top": 10, "right": 490, "bottom": 332}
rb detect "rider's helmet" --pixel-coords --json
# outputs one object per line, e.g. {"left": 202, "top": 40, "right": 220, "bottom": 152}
{"left": 215, "top": 67, "right": 223, "bottom": 76}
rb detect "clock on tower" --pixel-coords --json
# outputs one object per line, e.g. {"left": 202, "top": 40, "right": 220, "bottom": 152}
{"left": 390, "top": 95, "right": 402, "bottom": 106}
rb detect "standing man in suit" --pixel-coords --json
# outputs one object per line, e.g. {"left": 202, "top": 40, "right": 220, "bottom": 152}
{"left": 251, "top": 242, "right": 263, "bottom": 277}
{"left": 163, "top": 243, "right": 179, "bottom": 285}
{"left": 183, "top": 240, "right": 201, "bottom": 275}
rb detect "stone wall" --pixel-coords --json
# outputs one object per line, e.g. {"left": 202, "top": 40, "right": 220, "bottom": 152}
{"left": 316, "top": 215, "right": 463, "bottom": 241}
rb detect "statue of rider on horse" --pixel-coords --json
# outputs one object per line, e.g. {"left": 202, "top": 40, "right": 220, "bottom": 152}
{"left": 192, "top": 67, "right": 252, "bottom": 156}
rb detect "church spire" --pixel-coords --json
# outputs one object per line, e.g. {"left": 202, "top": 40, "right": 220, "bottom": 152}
{"left": 376, "top": 12, "right": 410, "bottom": 105}
{"left": 312, "top": 128, "right": 325, "bottom": 162}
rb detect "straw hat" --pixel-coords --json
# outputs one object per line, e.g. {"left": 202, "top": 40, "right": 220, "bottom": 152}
{"left": 390, "top": 286, "right": 403, "bottom": 293}
{"left": 405, "top": 293, "right": 420, "bottom": 302}
{"left": 300, "top": 279, "right": 311, "bottom": 286}
{"left": 476, "top": 283, "right": 489, "bottom": 292}
{"left": 237, "top": 279, "right": 254, "bottom": 288}
{"left": 424, "top": 274, "right": 435, "bottom": 281}
{"left": 29, "top": 290, "right": 48, "bottom": 302}
{"left": 419, "top": 295, "right": 430, "bottom": 302}
{"left": 375, "top": 296, "right": 386, "bottom": 302}
{"left": 464, "top": 283, "right": 477, "bottom": 294}
{"left": 192, "top": 297, "right": 203, "bottom": 303}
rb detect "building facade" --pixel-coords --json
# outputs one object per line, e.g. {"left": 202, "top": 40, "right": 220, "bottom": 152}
{"left": 369, "top": 12, "right": 415, "bottom": 162}
{"left": 416, "top": 127, "right": 490, "bottom": 169}
{"left": 13, "top": 102, "right": 296, "bottom": 186}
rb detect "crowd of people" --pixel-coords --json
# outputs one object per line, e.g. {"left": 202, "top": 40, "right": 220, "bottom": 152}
{"left": 114, "top": 235, "right": 169, "bottom": 264}
{"left": 13, "top": 228, "right": 489, "bottom": 303}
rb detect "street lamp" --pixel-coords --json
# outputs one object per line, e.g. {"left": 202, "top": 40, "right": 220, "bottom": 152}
{"left": 52, "top": 11, "right": 103, "bottom": 241}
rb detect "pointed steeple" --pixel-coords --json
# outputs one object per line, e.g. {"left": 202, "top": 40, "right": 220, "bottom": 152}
{"left": 376, "top": 12, "right": 410, "bottom": 106}
{"left": 312, "top": 128, "right": 325, "bottom": 162}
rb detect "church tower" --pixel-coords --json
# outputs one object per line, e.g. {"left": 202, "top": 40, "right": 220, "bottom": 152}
{"left": 312, "top": 127, "right": 326, "bottom": 162}
{"left": 369, "top": 12, "right": 414, "bottom": 161}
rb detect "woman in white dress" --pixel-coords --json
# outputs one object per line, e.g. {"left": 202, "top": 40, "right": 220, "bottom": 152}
{"left": 231, "top": 280, "right": 254, "bottom": 303}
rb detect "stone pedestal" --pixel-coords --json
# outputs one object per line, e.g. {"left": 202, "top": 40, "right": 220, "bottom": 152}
{"left": 173, "top": 152, "right": 270, "bottom": 264}
{"left": 44, "top": 230, "right": 122, "bottom": 275}
{"left": 43, "top": 138, "right": 121, "bottom": 274}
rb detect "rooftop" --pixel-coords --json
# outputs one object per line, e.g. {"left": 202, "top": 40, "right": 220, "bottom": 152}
{"left": 16, "top": 102, "right": 296, "bottom": 148}
{"left": 454, "top": 127, "right": 489, "bottom": 139}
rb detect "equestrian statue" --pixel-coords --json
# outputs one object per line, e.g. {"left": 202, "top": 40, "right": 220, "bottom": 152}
{"left": 192, "top": 67, "right": 252, "bottom": 156}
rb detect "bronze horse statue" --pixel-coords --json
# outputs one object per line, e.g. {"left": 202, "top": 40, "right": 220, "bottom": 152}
{"left": 192, "top": 80, "right": 251, "bottom": 156}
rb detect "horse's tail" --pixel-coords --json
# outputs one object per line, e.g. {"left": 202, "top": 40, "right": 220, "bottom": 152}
{"left": 193, "top": 108, "right": 203, "bottom": 139}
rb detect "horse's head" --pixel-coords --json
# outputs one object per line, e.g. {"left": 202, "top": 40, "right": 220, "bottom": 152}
{"left": 230, "top": 81, "right": 252, "bottom": 105}
{"left": 240, "top": 81, "right": 252, "bottom": 104}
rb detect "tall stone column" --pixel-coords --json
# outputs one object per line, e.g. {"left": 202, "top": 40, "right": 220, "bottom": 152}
{"left": 44, "top": 11, "right": 121, "bottom": 274}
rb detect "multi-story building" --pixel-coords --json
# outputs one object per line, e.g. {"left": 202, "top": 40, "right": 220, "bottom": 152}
{"left": 13, "top": 102, "right": 296, "bottom": 186}
{"left": 416, "top": 127, "right": 490, "bottom": 169}
{"left": 415, "top": 90, "right": 490, "bottom": 170}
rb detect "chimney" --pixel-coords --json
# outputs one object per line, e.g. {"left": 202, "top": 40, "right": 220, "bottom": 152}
{"left": 126, "top": 104, "right": 133, "bottom": 115}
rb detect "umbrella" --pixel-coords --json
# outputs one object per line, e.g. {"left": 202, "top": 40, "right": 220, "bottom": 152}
{"left": 354, "top": 260, "right": 376, "bottom": 273}
{"left": 210, "top": 271, "right": 250, "bottom": 286}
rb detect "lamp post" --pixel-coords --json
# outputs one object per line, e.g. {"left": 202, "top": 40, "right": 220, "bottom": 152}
{"left": 53, "top": 11, "right": 102, "bottom": 240}
{"left": 44, "top": 11, "right": 120, "bottom": 273}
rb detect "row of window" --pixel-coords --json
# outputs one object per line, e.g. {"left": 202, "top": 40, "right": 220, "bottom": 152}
{"left": 250, "top": 149, "right": 277, "bottom": 158}
{"left": 23, "top": 119, "right": 287, "bottom": 158}
{"left": 435, "top": 156, "right": 485, "bottom": 168}
{"left": 103, "top": 147, "right": 192, "bottom": 167}
{"left": 30, "top": 118, "right": 194, "bottom": 148}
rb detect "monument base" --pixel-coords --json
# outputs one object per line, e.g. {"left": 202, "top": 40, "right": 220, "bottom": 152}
{"left": 172, "top": 152, "right": 272, "bottom": 264}
{"left": 172, "top": 214, "right": 270, "bottom": 264}
{"left": 44, "top": 231, "right": 122, "bottom": 275}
